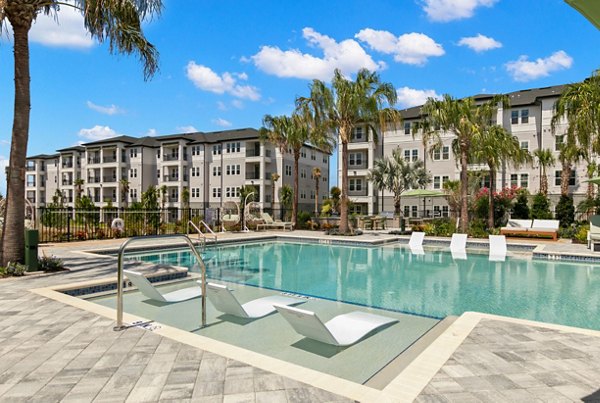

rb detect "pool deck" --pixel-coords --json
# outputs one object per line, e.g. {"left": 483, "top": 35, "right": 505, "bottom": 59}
{"left": 0, "top": 231, "right": 599, "bottom": 402}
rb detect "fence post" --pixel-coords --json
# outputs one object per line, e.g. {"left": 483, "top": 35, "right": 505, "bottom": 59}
{"left": 67, "top": 214, "right": 71, "bottom": 242}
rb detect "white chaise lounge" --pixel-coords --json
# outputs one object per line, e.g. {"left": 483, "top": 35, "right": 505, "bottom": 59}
{"left": 205, "top": 282, "right": 305, "bottom": 318}
{"left": 500, "top": 219, "right": 559, "bottom": 240}
{"left": 274, "top": 305, "right": 398, "bottom": 347}
{"left": 408, "top": 231, "right": 425, "bottom": 255}
{"left": 488, "top": 235, "right": 507, "bottom": 261}
{"left": 124, "top": 270, "right": 202, "bottom": 303}
{"left": 450, "top": 233, "right": 468, "bottom": 260}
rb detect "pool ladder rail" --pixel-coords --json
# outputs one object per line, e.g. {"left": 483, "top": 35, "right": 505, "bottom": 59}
{"left": 114, "top": 234, "right": 208, "bottom": 331}
{"left": 187, "top": 220, "right": 218, "bottom": 251}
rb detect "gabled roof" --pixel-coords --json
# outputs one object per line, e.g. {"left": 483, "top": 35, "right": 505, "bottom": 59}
{"left": 82, "top": 135, "right": 138, "bottom": 147}
{"left": 507, "top": 84, "right": 567, "bottom": 107}
{"left": 27, "top": 153, "right": 59, "bottom": 160}
{"left": 56, "top": 145, "right": 85, "bottom": 153}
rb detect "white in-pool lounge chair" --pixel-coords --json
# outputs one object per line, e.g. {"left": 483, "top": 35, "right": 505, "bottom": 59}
{"left": 204, "top": 282, "right": 305, "bottom": 318}
{"left": 408, "top": 231, "right": 425, "bottom": 254}
{"left": 450, "top": 233, "right": 468, "bottom": 260}
{"left": 124, "top": 270, "right": 202, "bottom": 303}
{"left": 274, "top": 305, "right": 398, "bottom": 347}
{"left": 488, "top": 235, "right": 507, "bottom": 261}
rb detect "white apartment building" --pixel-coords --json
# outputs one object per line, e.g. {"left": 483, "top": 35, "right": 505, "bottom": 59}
{"left": 26, "top": 128, "right": 330, "bottom": 213}
{"left": 340, "top": 84, "right": 584, "bottom": 217}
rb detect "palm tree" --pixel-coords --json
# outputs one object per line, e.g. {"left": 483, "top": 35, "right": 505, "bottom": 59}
{"left": 119, "top": 179, "right": 130, "bottom": 209}
{"left": 297, "top": 68, "right": 401, "bottom": 233}
{"left": 533, "top": 149, "right": 556, "bottom": 195}
{"left": 472, "top": 125, "right": 531, "bottom": 228}
{"left": 0, "top": 0, "right": 161, "bottom": 265}
{"left": 74, "top": 178, "right": 85, "bottom": 201}
{"left": 367, "top": 149, "right": 430, "bottom": 215}
{"left": 557, "top": 141, "right": 581, "bottom": 196}
{"left": 312, "top": 167, "right": 321, "bottom": 216}
{"left": 422, "top": 94, "right": 507, "bottom": 232}
{"left": 413, "top": 118, "right": 442, "bottom": 173}
{"left": 270, "top": 172, "right": 280, "bottom": 213}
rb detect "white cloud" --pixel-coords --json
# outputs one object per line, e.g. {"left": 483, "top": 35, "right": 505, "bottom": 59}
{"left": 231, "top": 100, "right": 244, "bottom": 109}
{"left": 217, "top": 101, "right": 228, "bottom": 111}
{"left": 86, "top": 101, "right": 124, "bottom": 115}
{"left": 78, "top": 125, "right": 120, "bottom": 141}
{"left": 458, "top": 34, "right": 502, "bottom": 52}
{"left": 212, "top": 118, "right": 232, "bottom": 128}
{"left": 146, "top": 128, "right": 158, "bottom": 136}
{"left": 356, "top": 29, "right": 444, "bottom": 66}
{"left": 186, "top": 62, "right": 260, "bottom": 101}
{"left": 505, "top": 51, "right": 573, "bottom": 82}
{"left": 177, "top": 125, "right": 198, "bottom": 133}
{"left": 396, "top": 87, "right": 441, "bottom": 108}
{"left": 420, "top": 0, "right": 498, "bottom": 22}
{"left": 0, "top": 140, "right": 10, "bottom": 146}
{"left": 30, "top": 5, "right": 94, "bottom": 48}
{"left": 251, "top": 27, "right": 384, "bottom": 80}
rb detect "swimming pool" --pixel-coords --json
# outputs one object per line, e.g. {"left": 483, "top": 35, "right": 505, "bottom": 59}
{"left": 125, "top": 240, "right": 600, "bottom": 330}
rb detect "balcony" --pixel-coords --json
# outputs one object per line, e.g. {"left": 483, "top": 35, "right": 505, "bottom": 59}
{"left": 88, "top": 157, "right": 101, "bottom": 164}
{"left": 102, "top": 177, "right": 117, "bottom": 183}
{"left": 163, "top": 175, "right": 180, "bottom": 182}
{"left": 26, "top": 181, "right": 36, "bottom": 187}
{"left": 62, "top": 162, "right": 73, "bottom": 168}
{"left": 103, "top": 156, "right": 117, "bottom": 163}
{"left": 62, "top": 180, "right": 73, "bottom": 186}
{"left": 88, "top": 177, "right": 101, "bottom": 183}
{"left": 163, "top": 154, "right": 180, "bottom": 161}
{"left": 246, "top": 149, "right": 261, "bottom": 157}
{"left": 26, "top": 165, "right": 36, "bottom": 172}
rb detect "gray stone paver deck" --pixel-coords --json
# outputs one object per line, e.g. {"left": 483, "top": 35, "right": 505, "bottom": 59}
{"left": 0, "top": 237, "right": 353, "bottom": 403}
{"left": 1, "top": 233, "right": 599, "bottom": 402}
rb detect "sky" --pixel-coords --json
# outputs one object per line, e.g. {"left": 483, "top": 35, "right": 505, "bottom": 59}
{"left": 1, "top": 0, "right": 599, "bottom": 196}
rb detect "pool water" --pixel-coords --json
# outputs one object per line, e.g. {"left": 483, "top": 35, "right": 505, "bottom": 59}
{"left": 126, "top": 241, "right": 600, "bottom": 330}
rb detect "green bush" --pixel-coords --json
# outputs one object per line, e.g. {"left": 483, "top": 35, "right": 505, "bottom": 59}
{"left": 38, "top": 255, "right": 65, "bottom": 272}
{"left": 425, "top": 218, "right": 456, "bottom": 237}
{"left": 574, "top": 223, "right": 589, "bottom": 243}
{"left": 4, "top": 262, "right": 26, "bottom": 276}
{"left": 555, "top": 195, "right": 575, "bottom": 228}
{"left": 468, "top": 219, "right": 488, "bottom": 238}
{"left": 531, "top": 193, "right": 553, "bottom": 219}
{"left": 296, "top": 211, "right": 312, "bottom": 229}
{"left": 512, "top": 190, "right": 530, "bottom": 219}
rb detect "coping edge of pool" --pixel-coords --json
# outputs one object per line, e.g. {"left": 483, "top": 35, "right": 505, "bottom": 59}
{"left": 30, "top": 282, "right": 600, "bottom": 403}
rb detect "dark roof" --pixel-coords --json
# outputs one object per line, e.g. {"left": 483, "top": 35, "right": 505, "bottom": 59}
{"left": 82, "top": 135, "right": 138, "bottom": 147}
{"left": 190, "top": 128, "right": 260, "bottom": 144}
{"left": 506, "top": 84, "right": 566, "bottom": 107}
{"left": 27, "top": 153, "right": 59, "bottom": 160}
{"left": 56, "top": 145, "right": 85, "bottom": 153}
{"left": 399, "top": 105, "right": 423, "bottom": 120}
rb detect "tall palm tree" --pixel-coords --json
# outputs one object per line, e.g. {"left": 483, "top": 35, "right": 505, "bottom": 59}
{"left": 74, "top": 178, "right": 85, "bottom": 201}
{"left": 367, "top": 149, "right": 430, "bottom": 215}
{"left": 422, "top": 94, "right": 507, "bottom": 232}
{"left": 533, "top": 149, "right": 556, "bottom": 195}
{"left": 0, "top": 0, "right": 161, "bottom": 265}
{"left": 119, "top": 179, "right": 130, "bottom": 209}
{"left": 472, "top": 125, "right": 531, "bottom": 228}
{"left": 297, "top": 68, "right": 401, "bottom": 233}
{"left": 413, "top": 118, "right": 442, "bottom": 173}
{"left": 312, "top": 167, "right": 321, "bottom": 216}
{"left": 270, "top": 172, "right": 280, "bottom": 212}
{"left": 557, "top": 141, "right": 581, "bottom": 196}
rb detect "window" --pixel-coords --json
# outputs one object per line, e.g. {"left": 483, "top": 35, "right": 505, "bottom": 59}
{"left": 192, "top": 188, "right": 200, "bottom": 198}
{"left": 511, "top": 110, "right": 519, "bottom": 125}
{"left": 555, "top": 135, "right": 564, "bottom": 151}
{"left": 26, "top": 175, "right": 36, "bottom": 187}
{"left": 520, "top": 141, "right": 529, "bottom": 151}
{"left": 311, "top": 151, "right": 316, "bottom": 161}
{"left": 129, "top": 169, "right": 137, "bottom": 178}
{"left": 129, "top": 148, "right": 138, "bottom": 158}
{"left": 212, "top": 166, "right": 221, "bottom": 176}
{"left": 323, "top": 156, "right": 328, "bottom": 164}
{"left": 411, "top": 149, "right": 418, "bottom": 162}
{"left": 433, "top": 176, "right": 441, "bottom": 189}
{"left": 521, "top": 109, "right": 529, "bottom": 124}
{"left": 300, "top": 191, "right": 306, "bottom": 199}
{"left": 129, "top": 189, "right": 138, "bottom": 199}
{"left": 191, "top": 146, "right": 201, "bottom": 156}
{"left": 300, "top": 169, "right": 307, "bottom": 179}
{"left": 225, "top": 187, "right": 231, "bottom": 198}
{"left": 191, "top": 167, "right": 200, "bottom": 177}
{"left": 157, "top": 169, "right": 160, "bottom": 179}
{"left": 352, "top": 127, "right": 363, "bottom": 141}
{"left": 226, "top": 165, "right": 231, "bottom": 175}
{"left": 226, "top": 143, "right": 231, "bottom": 153}
{"left": 442, "top": 206, "right": 449, "bottom": 217}
{"left": 170, "top": 188, "right": 178, "bottom": 201}
{"left": 442, "top": 146, "right": 449, "bottom": 160}
{"left": 404, "top": 149, "right": 411, "bottom": 162}
{"left": 212, "top": 188, "right": 221, "bottom": 198}
{"left": 520, "top": 173, "right": 529, "bottom": 188}
{"left": 349, "top": 152, "right": 363, "bottom": 166}
{"left": 310, "top": 190, "right": 315, "bottom": 200}
{"left": 301, "top": 148, "right": 307, "bottom": 158}
{"left": 285, "top": 165, "right": 292, "bottom": 176}
{"left": 555, "top": 170, "right": 576, "bottom": 186}
{"left": 404, "top": 205, "right": 410, "bottom": 217}
{"left": 213, "top": 145, "right": 222, "bottom": 155}
{"left": 411, "top": 205, "right": 418, "bottom": 218}
{"left": 157, "top": 149, "right": 161, "bottom": 159}
{"left": 511, "top": 174, "right": 518, "bottom": 187}
{"left": 404, "top": 122, "right": 411, "bottom": 135}
{"left": 349, "top": 178, "right": 363, "bottom": 191}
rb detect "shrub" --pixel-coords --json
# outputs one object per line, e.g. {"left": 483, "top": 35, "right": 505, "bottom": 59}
{"left": 472, "top": 186, "right": 518, "bottom": 228}
{"left": 555, "top": 195, "right": 575, "bottom": 228}
{"left": 38, "top": 255, "right": 65, "bottom": 272}
{"left": 425, "top": 218, "right": 456, "bottom": 237}
{"left": 573, "top": 223, "right": 589, "bottom": 243}
{"left": 5, "top": 262, "right": 26, "bottom": 276}
{"left": 512, "top": 190, "right": 530, "bottom": 219}
{"left": 468, "top": 219, "right": 488, "bottom": 238}
{"left": 531, "top": 193, "right": 553, "bottom": 219}
{"left": 296, "top": 211, "right": 312, "bottom": 229}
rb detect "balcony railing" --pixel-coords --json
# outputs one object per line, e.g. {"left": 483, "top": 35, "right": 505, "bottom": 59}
{"left": 62, "top": 162, "right": 73, "bottom": 168}
{"left": 246, "top": 149, "right": 261, "bottom": 157}
{"left": 26, "top": 166, "right": 36, "bottom": 172}
{"left": 88, "top": 177, "right": 101, "bottom": 183}
{"left": 163, "top": 154, "right": 180, "bottom": 161}
{"left": 26, "top": 182, "right": 36, "bottom": 187}
{"left": 103, "top": 156, "right": 117, "bottom": 163}
{"left": 62, "top": 180, "right": 73, "bottom": 186}
{"left": 163, "top": 175, "right": 179, "bottom": 182}
{"left": 102, "top": 177, "right": 117, "bottom": 183}
{"left": 88, "top": 157, "right": 101, "bottom": 164}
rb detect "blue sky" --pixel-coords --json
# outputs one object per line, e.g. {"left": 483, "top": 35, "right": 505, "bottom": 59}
{"left": 1, "top": 0, "right": 599, "bottom": 195}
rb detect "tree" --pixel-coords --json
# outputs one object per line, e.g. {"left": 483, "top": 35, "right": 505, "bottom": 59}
{"left": 312, "top": 167, "right": 321, "bottom": 216}
{"left": 297, "top": 68, "right": 401, "bottom": 234}
{"left": 270, "top": 172, "right": 280, "bottom": 212}
{"left": 443, "top": 180, "right": 461, "bottom": 221}
{"left": 422, "top": 94, "right": 508, "bottom": 232}
{"left": 471, "top": 125, "right": 530, "bottom": 228}
{"left": 533, "top": 149, "right": 556, "bottom": 195}
{"left": 531, "top": 193, "right": 553, "bottom": 219}
{"left": 74, "top": 178, "right": 85, "bottom": 201}
{"left": 142, "top": 185, "right": 160, "bottom": 234}
{"left": 0, "top": 0, "right": 162, "bottom": 265}
{"left": 367, "top": 149, "right": 430, "bottom": 215}
{"left": 279, "top": 185, "right": 293, "bottom": 220}
{"left": 557, "top": 140, "right": 581, "bottom": 196}
{"left": 119, "top": 179, "right": 130, "bottom": 208}
{"left": 512, "top": 189, "right": 530, "bottom": 219}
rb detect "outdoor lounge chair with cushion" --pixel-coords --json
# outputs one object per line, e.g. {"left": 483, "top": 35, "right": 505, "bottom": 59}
{"left": 274, "top": 304, "right": 398, "bottom": 347}
{"left": 450, "top": 233, "right": 468, "bottom": 260}
{"left": 124, "top": 270, "right": 202, "bottom": 303}
{"left": 588, "top": 215, "right": 600, "bottom": 250}
{"left": 257, "top": 213, "right": 293, "bottom": 231}
{"left": 204, "top": 282, "right": 305, "bottom": 318}
{"left": 488, "top": 235, "right": 507, "bottom": 261}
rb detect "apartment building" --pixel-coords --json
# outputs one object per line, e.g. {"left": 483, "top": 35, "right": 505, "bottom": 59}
{"left": 26, "top": 128, "right": 330, "bottom": 213}
{"left": 340, "top": 84, "right": 583, "bottom": 217}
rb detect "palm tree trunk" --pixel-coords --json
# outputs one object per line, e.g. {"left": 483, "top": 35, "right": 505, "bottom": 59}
{"left": 292, "top": 151, "right": 299, "bottom": 226}
{"left": 314, "top": 177, "right": 319, "bottom": 216}
{"left": 488, "top": 164, "right": 496, "bottom": 229}
{"left": 339, "top": 139, "right": 350, "bottom": 233}
{"left": 560, "top": 163, "right": 571, "bottom": 196}
{"left": 1, "top": 19, "right": 33, "bottom": 265}
{"left": 460, "top": 145, "right": 469, "bottom": 233}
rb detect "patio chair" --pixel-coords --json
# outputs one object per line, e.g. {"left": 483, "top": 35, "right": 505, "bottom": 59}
{"left": 408, "top": 231, "right": 425, "bottom": 254}
{"left": 450, "top": 233, "right": 468, "bottom": 260}
{"left": 204, "top": 282, "right": 305, "bottom": 318}
{"left": 124, "top": 270, "right": 202, "bottom": 303}
{"left": 488, "top": 235, "right": 507, "bottom": 261}
{"left": 274, "top": 304, "right": 398, "bottom": 347}
{"left": 588, "top": 215, "right": 600, "bottom": 250}
{"left": 257, "top": 213, "right": 293, "bottom": 231}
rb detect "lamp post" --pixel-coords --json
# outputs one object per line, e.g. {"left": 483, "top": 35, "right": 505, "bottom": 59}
{"left": 243, "top": 191, "right": 255, "bottom": 232}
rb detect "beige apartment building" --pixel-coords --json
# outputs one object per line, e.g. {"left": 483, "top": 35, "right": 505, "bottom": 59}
{"left": 341, "top": 84, "right": 584, "bottom": 217}
{"left": 26, "top": 128, "right": 330, "bottom": 214}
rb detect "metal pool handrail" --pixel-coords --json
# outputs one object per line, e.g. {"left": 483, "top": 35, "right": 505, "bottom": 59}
{"left": 187, "top": 221, "right": 207, "bottom": 251}
{"left": 114, "top": 234, "right": 207, "bottom": 331}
